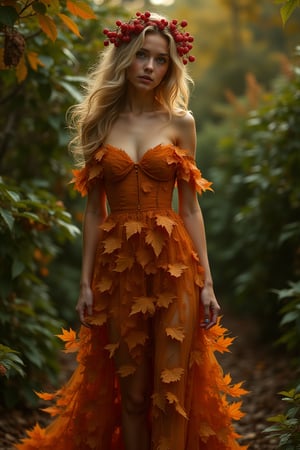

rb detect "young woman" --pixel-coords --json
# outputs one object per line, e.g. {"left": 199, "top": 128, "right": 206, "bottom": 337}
{"left": 16, "top": 11, "right": 248, "bottom": 450}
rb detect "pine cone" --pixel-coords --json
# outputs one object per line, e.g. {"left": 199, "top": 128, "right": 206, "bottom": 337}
{"left": 4, "top": 28, "right": 26, "bottom": 67}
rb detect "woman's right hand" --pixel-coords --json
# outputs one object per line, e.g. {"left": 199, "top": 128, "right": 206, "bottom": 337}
{"left": 76, "top": 284, "right": 94, "bottom": 327}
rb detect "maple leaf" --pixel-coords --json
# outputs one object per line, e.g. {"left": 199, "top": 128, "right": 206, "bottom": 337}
{"left": 145, "top": 229, "right": 165, "bottom": 257}
{"left": 198, "top": 422, "right": 216, "bottom": 443}
{"left": 157, "top": 437, "right": 171, "bottom": 450}
{"left": 86, "top": 312, "right": 107, "bottom": 326}
{"left": 124, "top": 220, "right": 144, "bottom": 239}
{"left": 227, "top": 401, "right": 245, "bottom": 420}
{"left": 100, "top": 220, "right": 116, "bottom": 232}
{"left": 117, "top": 364, "right": 136, "bottom": 377}
{"left": 125, "top": 330, "right": 148, "bottom": 351}
{"left": 35, "top": 391, "right": 55, "bottom": 401}
{"left": 41, "top": 405, "right": 61, "bottom": 416}
{"left": 96, "top": 276, "right": 113, "bottom": 293}
{"left": 156, "top": 292, "right": 176, "bottom": 308}
{"left": 103, "top": 236, "right": 122, "bottom": 254}
{"left": 104, "top": 342, "right": 120, "bottom": 358}
{"left": 136, "top": 246, "right": 152, "bottom": 268}
{"left": 167, "top": 263, "right": 188, "bottom": 277}
{"left": 189, "top": 350, "right": 203, "bottom": 367}
{"left": 152, "top": 392, "right": 166, "bottom": 412}
{"left": 27, "top": 423, "right": 46, "bottom": 439}
{"left": 130, "top": 296, "right": 156, "bottom": 316}
{"left": 166, "top": 326, "right": 185, "bottom": 342}
{"left": 155, "top": 215, "right": 175, "bottom": 236}
{"left": 56, "top": 328, "right": 79, "bottom": 352}
{"left": 212, "top": 336, "right": 235, "bottom": 353}
{"left": 165, "top": 392, "right": 188, "bottom": 419}
{"left": 161, "top": 367, "right": 184, "bottom": 383}
{"left": 114, "top": 253, "right": 134, "bottom": 272}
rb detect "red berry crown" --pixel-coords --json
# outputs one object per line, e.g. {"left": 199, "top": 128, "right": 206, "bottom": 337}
{"left": 103, "top": 11, "right": 195, "bottom": 65}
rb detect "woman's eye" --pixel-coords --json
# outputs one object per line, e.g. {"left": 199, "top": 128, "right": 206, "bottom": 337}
{"left": 156, "top": 57, "right": 167, "bottom": 64}
{"left": 136, "top": 51, "right": 146, "bottom": 59}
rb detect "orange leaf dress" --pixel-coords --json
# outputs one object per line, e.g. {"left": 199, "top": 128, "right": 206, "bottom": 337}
{"left": 16, "top": 144, "right": 248, "bottom": 450}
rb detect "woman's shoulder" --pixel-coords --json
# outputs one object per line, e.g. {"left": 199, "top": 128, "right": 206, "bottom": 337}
{"left": 171, "top": 111, "right": 196, "bottom": 157}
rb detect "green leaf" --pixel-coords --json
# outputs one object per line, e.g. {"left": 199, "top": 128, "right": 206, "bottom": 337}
{"left": 280, "top": 0, "right": 299, "bottom": 25}
{"left": 0, "top": 6, "right": 19, "bottom": 26}
{"left": 32, "top": 1, "right": 47, "bottom": 15}
{"left": 12, "top": 258, "right": 26, "bottom": 279}
{"left": 0, "top": 208, "right": 15, "bottom": 231}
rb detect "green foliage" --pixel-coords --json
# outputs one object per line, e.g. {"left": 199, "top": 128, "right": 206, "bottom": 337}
{"left": 0, "top": 177, "right": 79, "bottom": 407}
{"left": 277, "top": 0, "right": 300, "bottom": 25}
{"left": 264, "top": 384, "right": 300, "bottom": 448}
{"left": 0, "top": 344, "right": 25, "bottom": 378}
{"left": 275, "top": 281, "right": 300, "bottom": 354}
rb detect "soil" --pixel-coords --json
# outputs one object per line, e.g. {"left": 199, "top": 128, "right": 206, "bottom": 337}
{"left": 0, "top": 314, "right": 298, "bottom": 450}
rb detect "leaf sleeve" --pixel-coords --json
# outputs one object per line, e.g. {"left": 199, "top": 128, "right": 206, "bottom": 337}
{"left": 71, "top": 148, "right": 105, "bottom": 197}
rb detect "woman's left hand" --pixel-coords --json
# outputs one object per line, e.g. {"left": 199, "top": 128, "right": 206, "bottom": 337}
{"left": 200, "top": 285, "right": 221, "bottom": 329}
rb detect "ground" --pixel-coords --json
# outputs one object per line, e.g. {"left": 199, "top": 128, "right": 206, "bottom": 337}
{"left": 0, "top": 314, "right": 298, "bottom": 450}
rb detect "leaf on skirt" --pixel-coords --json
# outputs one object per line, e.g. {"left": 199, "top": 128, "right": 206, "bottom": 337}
{"left": 104, "top": 342, "right": 120, "bottom": 358}
{"left": 212, "top": 335, "right": 235, "bottom": 353}
{"left": 152, "top": 392, "right": 166, "bottom": 412}
{"left": 145, "top": 229, "right": 165, "bottom": 257}
{"left": 161, "top": 367, "right": 184, "bottom": 383}
{"left": 155, "top": 215, "right": 175, "bottom": 236}
{"left": 100, "top": 220, "right": 116, "bottom": 232}
{"left": 56, "top": 328, "right": 79, "bottom": 352}
{"left": 220, "top": 374, "right": 249, "bottom": 397}
{"left": 167, "top": 263, "right": 188, "bottom": 278}
{"left": 136, "top": 246, "right": 153, "bottom": 268}
{"left": 35, "top": 391, "right": 56, "bottom": 401}
{"left": 226, "top": 400, "right": 245, "bottom": 421}
{"left": 124, "top": 220, "right": 144, "bottom": 239}
{"left": 117, "top": 364, "right": 136, "bottom": 378}
{"left": 189, "top": 350, "right": 203, "bottom": 367}
{"left": 26, "top": 423, "right": 46, "bottom": 440}
{"left": 114, "top": 253, "right": 134, "bottom": 272}
{"left": 103, "top": 236, "right": 122, "bottom": 254}
{"left": 41, "top": 405, "right": 61, "bottom": 416}
{"left": 198, "top": 422, "right": 216, "bottom": 443}
{"left": 96, "top": 276, "right": 113, "bottom": 293}
{"left": 86, "top": 312, "right": 107, "bottom": 326}
{"left": 166, "top": 326, "right": 185, "bottom": 342}
{"left": 165, "top": 391, "right": 188, "bottom": 419}
{"left": 125, "top": 330, "right": 148, "bottom": 351}
{"left": 156, "top": 292, "right": 176, "bottom": 308}
{"left": 130, "top": 296, "right": 156, "bottom": 316}
{"left": 157, "top": 437, "right": 171, "bottom": 450}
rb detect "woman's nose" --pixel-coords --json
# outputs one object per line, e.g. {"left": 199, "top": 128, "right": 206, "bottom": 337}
{"left": 144, "top": 57, "right": 154, "bottom": 71}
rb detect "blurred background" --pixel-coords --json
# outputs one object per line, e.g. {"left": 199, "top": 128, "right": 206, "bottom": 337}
{"left": 0, "top": 0, "right": 299, "bottom": 447}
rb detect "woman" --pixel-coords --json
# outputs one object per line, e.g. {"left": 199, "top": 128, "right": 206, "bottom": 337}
{"left": 17, "top": 11, "right": 247, "bottom": 450}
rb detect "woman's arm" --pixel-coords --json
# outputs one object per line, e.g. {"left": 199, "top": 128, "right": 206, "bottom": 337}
{"left": 176, "top": 113, "right": 220, "bottom": 329}
{"left": 76, "top": 181, "right": 107, "bottom": 326}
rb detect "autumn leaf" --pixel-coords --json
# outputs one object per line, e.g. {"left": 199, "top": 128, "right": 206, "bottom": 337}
{"left": 86, "top": 312, "right": 107, "bottom": 326}
{"left": 58, "top": 13, "right": 81, "bottom": 38}
{"left": 198, "top": 422, "right": 216, "bottom": 443}
{"left": 167, "top": 263, "right": 188, "bottom": 278}
{"left": 27, "top": 423, "right": 46, "bottom": 439}
{"left": 145, "top": 229, "right": 165, "bottom": 257}
{"left": 156, "top": 292, "right": 176, "bottom": 308}
{"left": 124, "top": 220, "right": 144, "bottom": 240}
{"left": 66, "top": 0, "right": 96, "bottom": 19}
{"left": 41, "top": 405, "right": 61, "bottom": 416}
{"left": 117, "top": 364, "right": 136, "bottom": 377}
{"left": 136, "top": 246, "right": 152, "bottom": 268}
{"left": 165, "top": 392, "right": 188, "bottom": 419}
{"left": 35, "top": 391, "right": 55, "bottom": 401}
{"left": 15, "top": 55, "right": 27, "bottom": 82}
{"left": 152, "top": 392, "right": 166, "bottom": 412}
{"left": 130, "top": 296, "right": 156, "bottom": 316}
{"left": 125, "top": 330, "right": 148, "bottom": 351}
{"left": 157, "top": 437, "right": 171, "bottom": 450}
{"left": 103, "top": 236, "right": 122, "bottom": 254}
{"left": 104, "top": 342, "right": 119, "bottom": 358}
{"left": 155, "top": 215, "right": 175, "bottom": 236}
{"left": 114, "top": 253, "right": 134, "bottom": 272}
{"left": 37, "top": 14, "right": 57, "bottom": 41}
{"left": 189, "top": 350, "right": 203, "bottom": 367}
{"left": 27, "top": 51, "right": 44, "bottom": 71}
{"left": 166, "top": 326, "right": 185, "bottom": 342}
{"left": 100, "top": 220, "right": 116, "bottom": 232}
{"left": 227, "top": 400, "right": 245, "bottom": 420}
{"left": 212, "top": 335, "right": 235, "bottom": 353}
{"left": 161, "top": 367, "right": 184, "bottom": 383}
{"left": 96, "top": 276, "right": 113, "bottom": 293}
{"left": 56, "top": 328, "right": 79, "bottom": 352}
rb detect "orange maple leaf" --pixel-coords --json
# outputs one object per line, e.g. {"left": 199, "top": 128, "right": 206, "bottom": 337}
{"left": 124, "top": 220, "right": 144, "bottom": 239}
{"left": 35, "top": 391, "right": 55, "bottom": 401}
{"left": 152, "top": 392, "right": 166, "bottom": 412}
{"left": 114, "top": 253, "right": 134, "bottom": 272}
{"left": 157, "top": 437, "right": 171, "bottom": 450}
{"left": 136, "top": 246, "right": 152, "bottom": 268}
{"left": 155, "top": 215, "right": 175, "bottom": 236}
{"left": 125, "top": 330, "right": 148, "bottom": 351}
{"left": 56, "top": 328, "right": 79, "bottom": 352}
{"left": 166, "top": 326, "right": 185, "bottom": 342}
{"left": 161, "top": 367, "right": 184, "bottom": 383}
{"left": 117, "top": 364, "right": 136, "bottom": 377}
{"left": 103, "top": 236, "right": 122, "bottom": 254}
{"left": 100, "top": 220, "right": 116, "bottom": 232}
{"left": 227, "top": 400, "right": 245, "bottom": 421}
{"left": 66, "top": 0, "right": 96, "bottom": 19}
{"left": 96, "top": 276, "right": 113, "bottom": 293}
{"left": 156, "top": 292, "right": 176, "bottom": 308}
{"left": 104, "top": 342, "right": 120, "bottom": 358}
{"left": 167, "top": 263, "right": 188, "bottom": 278}
{"left": 130, "top": 296, "right": 156, "bottom": 316}
{"left": 198, "top": 422, "right": 216, "bottom": 443}
{"left": 145, "top": 229, "right": 165, "bottom": 257}
{"left": 27, "top": 423, "right": 46, "bottom": 440}
{"left": 165, "top": 392, "right": 188, "bottom": 419}
{"left": 212, "top": 336, "right": 235, "bottom": 353}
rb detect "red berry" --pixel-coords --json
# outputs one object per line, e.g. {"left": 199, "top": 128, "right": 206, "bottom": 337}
{"left": 145, "top": 11, "right": 151, "bottom": 18}
{"left": 116, "top": 20, "right": 122, "bottom": 26}
{"left": 103, "top": 28, "right": 109, "bottom": 35}
{"left": 181, "top": 20, "right": 188, "bottom": 27}
{"left": 188, "top": 36, "right": 194, "bottom": 42}
{"left": 182, "top": 58, "right": 188, "bottom": 65}
{"left": 188, "top": 55, "right": 196, "bottom": 62}
{"left": 104, "top": 40, "right": 109, "bottom": 46}
{"left": 136, "top": 11, "right": 141, "bottom": 16}
{"left": 172, "top": 19, "right": 178, "bottom": 25}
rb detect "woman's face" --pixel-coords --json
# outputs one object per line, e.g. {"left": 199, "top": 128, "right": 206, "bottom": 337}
{"left": 126, "top": 32, "right": 170, "bottom": 92}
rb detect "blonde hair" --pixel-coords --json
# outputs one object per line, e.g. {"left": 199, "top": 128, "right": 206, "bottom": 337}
{"left": 68, "top": 12, "right": 193, "bottom": 165}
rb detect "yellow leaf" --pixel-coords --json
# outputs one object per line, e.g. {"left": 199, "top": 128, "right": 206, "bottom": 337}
{"left": 136, "top": 246, "right": 152, "bottom": 268}
{"left": 66, "top": 0, "right": 96, "bottom": 19}
{"left": 145, "top": 229, "right": 165, "bottom": 257}
{"left": 167, "top": 263, "right": 188, "bottom": 277}
{"left": 227, "top": 400, "right": 245, "bottom": 421}
{"left": 96, "top": 276, "right": 113, "bottom": 293}
{"left": 56, "top": 328, "right": 77, "bottom": 342}
{"left": 86, "top": 312, "right": 107, "bottom": 326}
{"left": 152, "top": 392, "right": 166, "bottom": 412}
{"left": 35, "top": 391, "right": 55, "bottom": 401}
{"left": 117, "top": 364, "right": 136, "bottom": 377}
{"left": 103, "top": 236, "right": 122, "bottom": 254}
{"left": 161, "top": 367, "right": 184, "bottom": 383}
{"left": 15, "top": 55, "right": 27, "bottom": 82}
{"left": 155, "top": 215, "right": 175, "bottom": 236}
{"left": 37, "top": 14, "right": 57, "bottom": 41}
{"left": 130, "top": 296, "right": 156, "bottom": 316}
{"left": 100, "top": 220, "right": 116, "bottom": 232}
{"left": 114, "top": 253, "right": 134, "bottom": 272}
{"left": 156, "top": 292, "right": 176, "bottom": 308}
{"left": 165, "top": 392, "right": 188, "bottom": 419}
{"left": 27, "top": 51, "right": 44, "bottom": 71}
{"left": 125, "top": 330, "right": 148, "bottom": 351}
{"left": 104, "top": 342, "right": 119, "bottom": 358}
{"left": 166, "top": 326, "right": 185, "bottom": 342}
{"left": 58, "top": 13, "right": 82, "bottom": 38}
{"left": 157, "top": 437, "right": 171, "bottom": 450}
{"left": 198, "top": 422, "right": 216, "bottom": 443}
{"left": 124, "top": 220, "right": 144, "bottom": 239}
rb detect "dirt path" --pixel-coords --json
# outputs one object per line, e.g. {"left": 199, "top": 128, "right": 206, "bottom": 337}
{"left": 0, "top": 314, "right": 297, "bottom": 449}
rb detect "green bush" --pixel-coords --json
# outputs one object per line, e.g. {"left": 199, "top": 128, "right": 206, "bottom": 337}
{"left": 0, "top": 177, "right": 79, "bottom": 407}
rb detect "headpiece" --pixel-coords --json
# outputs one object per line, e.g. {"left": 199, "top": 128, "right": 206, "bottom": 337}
{"left": 103, "top": 11, "right": 195, "bottom": 65}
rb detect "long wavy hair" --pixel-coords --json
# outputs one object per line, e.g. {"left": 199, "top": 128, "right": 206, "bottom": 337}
{"left": 68, "top": 12, "right": 193, "bottom": 166}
